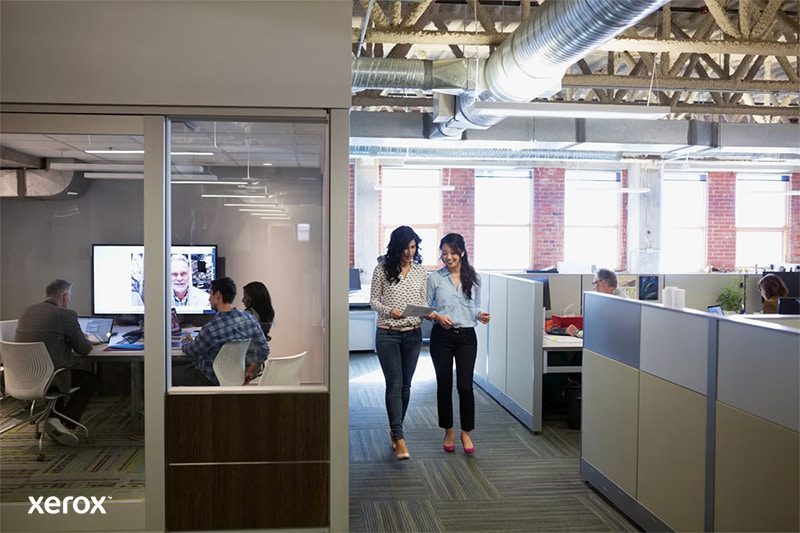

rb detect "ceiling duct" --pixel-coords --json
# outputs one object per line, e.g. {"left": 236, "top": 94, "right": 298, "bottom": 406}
{"left": 352, "top": 0, "right": 669, "bottom": 138}
{"left": 0, "top": 167, "right": 86, "bottom": 198}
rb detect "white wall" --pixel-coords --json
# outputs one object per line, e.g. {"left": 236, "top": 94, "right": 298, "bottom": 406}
{"left": 1, "top": 1, "right": 351, "bottom": 109}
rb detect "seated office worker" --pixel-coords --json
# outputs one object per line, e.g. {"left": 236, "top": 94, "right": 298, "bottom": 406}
{"left": 427, "top": 233, "right": 490, "bottom": 456}
{"left": 15, "top": 279, "right": 98, "bottom": 446}
{"left": 176, "top": 277, "right": 269, "bottom": 386}
{"left": 567, "top": 268, "right": 628, "bottom": 338}
{"left": 758, "top": 273, "right": 789, "bottom": 314}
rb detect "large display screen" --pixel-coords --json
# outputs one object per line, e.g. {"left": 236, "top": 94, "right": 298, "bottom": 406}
{"left": 93, "top": 244, "right": 217, "bottom": 315}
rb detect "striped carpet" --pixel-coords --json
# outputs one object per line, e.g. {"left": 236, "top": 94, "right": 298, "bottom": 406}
{"left": 0, "top": 396, "right": 144, "bottom": 502}
{"left": 349, "top": 350, "right": 637, "bottom": 532}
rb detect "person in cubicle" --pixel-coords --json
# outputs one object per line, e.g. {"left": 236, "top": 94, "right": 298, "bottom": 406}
{"left": 175, "top": 277, "right": 269, "bottom": 386}
{"left": 566, "top": 268, "right": 628, "bottom": 338}
{"left": 170, "top": 254, "right": 210, "bottom": 307}
{"left": 758, "top": 273, "right": 789, "bottom": 314}
{"left": 15, "top": 279, "right": 98, "bottom": 446}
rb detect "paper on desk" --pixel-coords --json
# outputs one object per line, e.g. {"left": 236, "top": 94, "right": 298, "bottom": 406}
{"left": 402, "top": 304, "right": 435, "bottom": 317}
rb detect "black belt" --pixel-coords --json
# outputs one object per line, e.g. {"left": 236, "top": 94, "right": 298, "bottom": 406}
{"left": 435, "top": 325, "right": 474, "bottom": 334}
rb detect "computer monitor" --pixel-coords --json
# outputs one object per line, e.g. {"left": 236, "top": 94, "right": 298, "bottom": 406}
{"left": 530, "top": 276, "right": 551, "bottom": 310}
{"left": 639, "top": 275, "right": 659, "bottom": 301}
{"left": 349, "top": 268, "right": 362, "bottom": 292}
{"left": 707, "top": 305, "right": 724, "bottom": 316}
{"left": 777, "top": 297, "right": 800, "bottom": 315}
{"left": 93, "top": 244, "right": 217, "bottom": 315}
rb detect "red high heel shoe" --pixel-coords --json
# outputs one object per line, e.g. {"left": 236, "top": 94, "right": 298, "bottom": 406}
{"left": 443, "top": 430, "right": 456, "bottom": 452}
{"left": 461, "top": 433, "right": 475, "bottom": 455}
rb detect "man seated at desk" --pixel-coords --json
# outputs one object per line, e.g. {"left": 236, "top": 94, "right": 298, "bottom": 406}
{"left": 174, "top": 276, "right": 269, "bottom": 386}
{"left": 567, "top": 268, "right": 628, "bottom": 339}
{"left": 15, "top": 279, "right": 98, "bottom": 445}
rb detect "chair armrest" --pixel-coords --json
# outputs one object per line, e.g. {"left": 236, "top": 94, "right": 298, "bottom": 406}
{"left": 43, "top": 367, "right": 70, "bottom": 395}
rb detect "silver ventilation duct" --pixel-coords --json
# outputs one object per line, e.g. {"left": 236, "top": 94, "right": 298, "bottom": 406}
{"left": 436, "top": 0, "right": 670, "bottom": 137}
{"left": 349, "top": 145, "right": 620, "bottom": 162}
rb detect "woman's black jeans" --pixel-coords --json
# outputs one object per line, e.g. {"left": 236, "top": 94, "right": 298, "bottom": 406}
{"left": 429, "top": 325, "right": 477, "bottom": 432}
{"left": 375, "top": 327, "right": 422, "bottom": 440}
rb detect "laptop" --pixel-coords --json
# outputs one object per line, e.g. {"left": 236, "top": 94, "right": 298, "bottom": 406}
{"left": 707, "top": 305, "right": 724, "bottom": 316}
{"left": 78, "top": 316, "right": 114, "bottom": 344}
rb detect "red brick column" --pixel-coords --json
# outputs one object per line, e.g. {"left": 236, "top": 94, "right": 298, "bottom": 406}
{"left": 532, "top": 167, "right": 565, "bottom": 270}
{"left": 441, "top": 168, "right": 475, "bottom": 258}
{"left": 707, "top": 171, "right": 737, "bottom": 270}
{"left": 619, "top": 170, "right": 629, "bottom": 270}
{"left": 348, "top": 163, "right": 355, "bottom": 267}
{"left": 790, "top": 173, "right": 800, "bottom": 263}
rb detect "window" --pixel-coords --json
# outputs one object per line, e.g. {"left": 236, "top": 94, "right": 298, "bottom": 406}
{"left": 735, "top": 174, "right": 789, "bottom": 268}
{"left": 661, "top": 175, "right": 707, "bottom": 272}
{"left": 474, "top": 174, "right": 532, "bottom": 269}
{"left": 564, "top": 171, "right": 620, "bottom": 269}
{"left": 380, "top": 168, "right": 441, "bottom": 266}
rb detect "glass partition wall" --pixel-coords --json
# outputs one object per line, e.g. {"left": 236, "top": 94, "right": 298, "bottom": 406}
{"left": 0, "top": 118, "right": 149, "bottom": 531}
{"left": 168, "top": 118, "right": 328, "bottom": 388}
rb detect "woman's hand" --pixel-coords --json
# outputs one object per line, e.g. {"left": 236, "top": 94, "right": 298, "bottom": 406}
{"left": 436, "top": 314, "right": 454, "bottom": 329}
{"left": 245, "top": 363, "right": 260, "bottom": 384}
{"left": 390, "top": 308, "right": 404, "bottom": 319}
{"left": 477, "top": 311, "right": 491, "bottom": 324}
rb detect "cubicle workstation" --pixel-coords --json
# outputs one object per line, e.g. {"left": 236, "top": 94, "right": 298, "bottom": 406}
{"left": 580, "top": 292, "right": 799, "bottom": 532}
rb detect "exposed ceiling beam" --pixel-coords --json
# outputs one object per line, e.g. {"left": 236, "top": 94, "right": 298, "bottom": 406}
{"left": 561, "top": 74, "right": 798, "bottom": 93}
{"left": 351, "top": 28, "right": 800, "bottom": 57}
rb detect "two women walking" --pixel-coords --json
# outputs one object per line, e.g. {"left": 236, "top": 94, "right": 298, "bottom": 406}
{"left": 370, "top": 226, "right": 490, "bottom": 461}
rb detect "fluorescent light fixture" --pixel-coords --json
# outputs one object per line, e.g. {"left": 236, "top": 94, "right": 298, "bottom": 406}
{"left": 51, "top": 163, "right": 145, "bottom": 171}
{"left": 84, "top": 149, "right": 214, "bottom": 155}
{"left": 66, "top": 191, "right": 78, "bottom": 196}
{"left": 223, "top": 203, "right": 283, "bottom": 207}
{"left": 472, "top": 101, "right": 671, "bottom": 120}
{"left": 173, "top": 180, "right": 247, "bottom": 185}
{"left": 262, "top": 162, "right": 273, "bottom": 166}
{"left": 238, "top": 208, "right": 287, "bottom": 213}
{"left": 201, "top": 194, "right": 267, "bottom": 198}
{"left": 85, "top": 149, "right": 144, "bottom": 154}
{"left": 84, "top": 172, "right": 144, "bottom": 179}
{"left": 374, "top": 184, "right": 455, "bottom": 191}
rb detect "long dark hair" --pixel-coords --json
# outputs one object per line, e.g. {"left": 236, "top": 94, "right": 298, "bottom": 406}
{"left": 758, "top": 274, "right": 789, "bottom": 299}
{"left": 439, "top": 233, "right": 479, "bottom": 300}
{"left": 243, "top": 281, "right": 275, "bottom": 323}
{"left": 382, "top": 225, "right": 422, "bottom": 284}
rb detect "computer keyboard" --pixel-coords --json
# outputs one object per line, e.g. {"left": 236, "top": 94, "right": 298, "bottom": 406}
{"left": 547, "top": 327, "right": 571, "bottom": 336}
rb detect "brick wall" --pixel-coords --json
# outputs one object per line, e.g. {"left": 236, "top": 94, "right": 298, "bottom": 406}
{"left": 619, "top": 170, "right": 628, "bottom": 270}
{"left": 532, "top": 167, "right": 565, "bottom": 269}
{"left": 441, "top": 168, "right": 476, "bottom": 259}
{"left": 707, "top": 171, "right": 737, "bottom": 270}
{"left": 791, "top": 173, "right": 800, "bottom": 263}
{"left": 348, "top": 163, "right": 355, "bottom": 268}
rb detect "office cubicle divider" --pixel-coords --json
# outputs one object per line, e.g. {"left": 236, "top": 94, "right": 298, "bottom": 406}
{"left": 581, "top": 292, "right": 799, "bottom": 532}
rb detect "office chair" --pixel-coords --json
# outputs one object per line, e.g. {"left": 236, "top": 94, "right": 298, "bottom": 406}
{"left": 258, "top": 351, "right": 307, "bottom": 386}
{"left": 0, "top": 340, "right": 88, "bottom": 461}
{"left": 777, "top": 297, "right": 800, "bottom": 315}
{"left": 212, "top": 339, "right": 250, "bottom": 386}
{"left": 0, "top": 319, "right": 17, "bottom": 399}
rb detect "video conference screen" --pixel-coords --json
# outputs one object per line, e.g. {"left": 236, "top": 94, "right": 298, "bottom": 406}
{"left": 93, "top": 244, "right": 217, "bottom": 315}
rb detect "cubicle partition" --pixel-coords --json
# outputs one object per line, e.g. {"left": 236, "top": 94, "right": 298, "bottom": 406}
{"left": 581, "top": 292, "right": 799, "bottom": 532}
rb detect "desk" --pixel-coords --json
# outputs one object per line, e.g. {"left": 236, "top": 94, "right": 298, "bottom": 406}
{"left": 543, "top": 334, "right": 583, "bottom": 374}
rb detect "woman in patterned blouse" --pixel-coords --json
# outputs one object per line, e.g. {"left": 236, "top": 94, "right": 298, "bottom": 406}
{"left": 370, "top": 225, "right": 429, "bottom": 461}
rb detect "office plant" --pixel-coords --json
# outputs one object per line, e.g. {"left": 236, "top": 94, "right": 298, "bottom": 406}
{"left": 717, "top": 283, "right": 743, "bottom": 313}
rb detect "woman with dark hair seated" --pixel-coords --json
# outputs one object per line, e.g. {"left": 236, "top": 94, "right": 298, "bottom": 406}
{"left": 758, "top": 273, "right": 789, "bottom": 314}
{"left": 242, "top": 281, "right": 275, "bottom": 381}
{"left": 370, "top": 225, "right": 429, "bottom": 461}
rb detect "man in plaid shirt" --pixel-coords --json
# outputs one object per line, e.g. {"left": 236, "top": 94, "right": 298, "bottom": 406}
{"left": 176, "top": 277, "right": 269, "bottom": 386}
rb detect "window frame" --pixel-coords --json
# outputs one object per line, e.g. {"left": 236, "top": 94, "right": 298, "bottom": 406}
{"left": 473, "top": 172, "right": 533, "bottom": 270}
{"left": 735, "top": 174, "right": 790, "bottom": 267}
{"left": 660, "top": 173, "right": 708, "bottom": 273}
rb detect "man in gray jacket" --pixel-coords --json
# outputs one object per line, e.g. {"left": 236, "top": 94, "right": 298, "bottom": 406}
{"left": 15, "top": 279, "right": 97, "bottom": 445}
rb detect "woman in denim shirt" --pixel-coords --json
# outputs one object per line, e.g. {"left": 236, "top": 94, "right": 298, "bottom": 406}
{"left": 427, "top": 233, "right": 490, "bottom": 455}
{"left": 370, "top": 226, "right": 429, "bottom": 460}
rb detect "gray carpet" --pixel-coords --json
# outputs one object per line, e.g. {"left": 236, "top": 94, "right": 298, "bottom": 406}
{"left": 349, "top": 350, "right": 638, "bottom": 532}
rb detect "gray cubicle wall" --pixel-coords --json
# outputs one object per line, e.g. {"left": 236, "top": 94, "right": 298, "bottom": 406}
{"left": 581, "top": 293, "right": 800, "bottom": 532}
{"left": 511, "top": 273, "right": 583, "bottom": 316}
{"left": 475, "top": 273, "right": 545, "bottom": 431}
{"left": 664, "top": 273, "right": 745, "bottom": 312}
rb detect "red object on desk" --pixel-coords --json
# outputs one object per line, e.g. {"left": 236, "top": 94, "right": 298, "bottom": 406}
{"left": 552, "top": 315, "right": 583, "bottom": 329}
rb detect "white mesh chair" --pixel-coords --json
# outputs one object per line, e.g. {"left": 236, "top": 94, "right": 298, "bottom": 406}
{"left": 0, "top": 340, "right": 88, "bottom": 460}
{"left": 212, "top": 339, "right": 250, "bottom": 386}
{"left": 258, "top": 351, "right": 307, "bottom": 386}
{"left": 0, "top": 319, "right": 17, "bottom": 341}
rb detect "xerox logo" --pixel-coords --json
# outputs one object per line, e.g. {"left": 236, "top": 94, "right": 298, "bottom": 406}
{"left": 28, "top": 496, "right": 111, "bottom": 514}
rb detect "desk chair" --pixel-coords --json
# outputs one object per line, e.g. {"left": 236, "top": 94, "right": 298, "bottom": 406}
{"left": 212, "top": 340, "right": 250, "bottom": 386}
{"left": 258, "top": 351, "right": 307, "bottom": 386}
{"left": 0, "top": 319, "right": 17, "bottom": 398}
{"left": 0, "top": 340, "right": 89, "bottom": 461}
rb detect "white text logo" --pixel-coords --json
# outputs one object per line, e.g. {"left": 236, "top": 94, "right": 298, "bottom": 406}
{"left": 28, "top": 496, "right": 111, "bottom": 515}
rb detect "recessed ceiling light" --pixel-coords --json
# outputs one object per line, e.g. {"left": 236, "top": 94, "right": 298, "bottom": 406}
{"left": 201, "top": 194, "right": 267, "bottom": 198}
{"left": 66, "top": 191, "right": 78, "bottom": 195}
{"left": 262, "top": 162, "right": 273, "bottom": 166}
{"left": 85, "top": 149, "right": 144, "bottom": 154}
{"left": 171, "top": 151, "right": 215, "bottom": 156}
